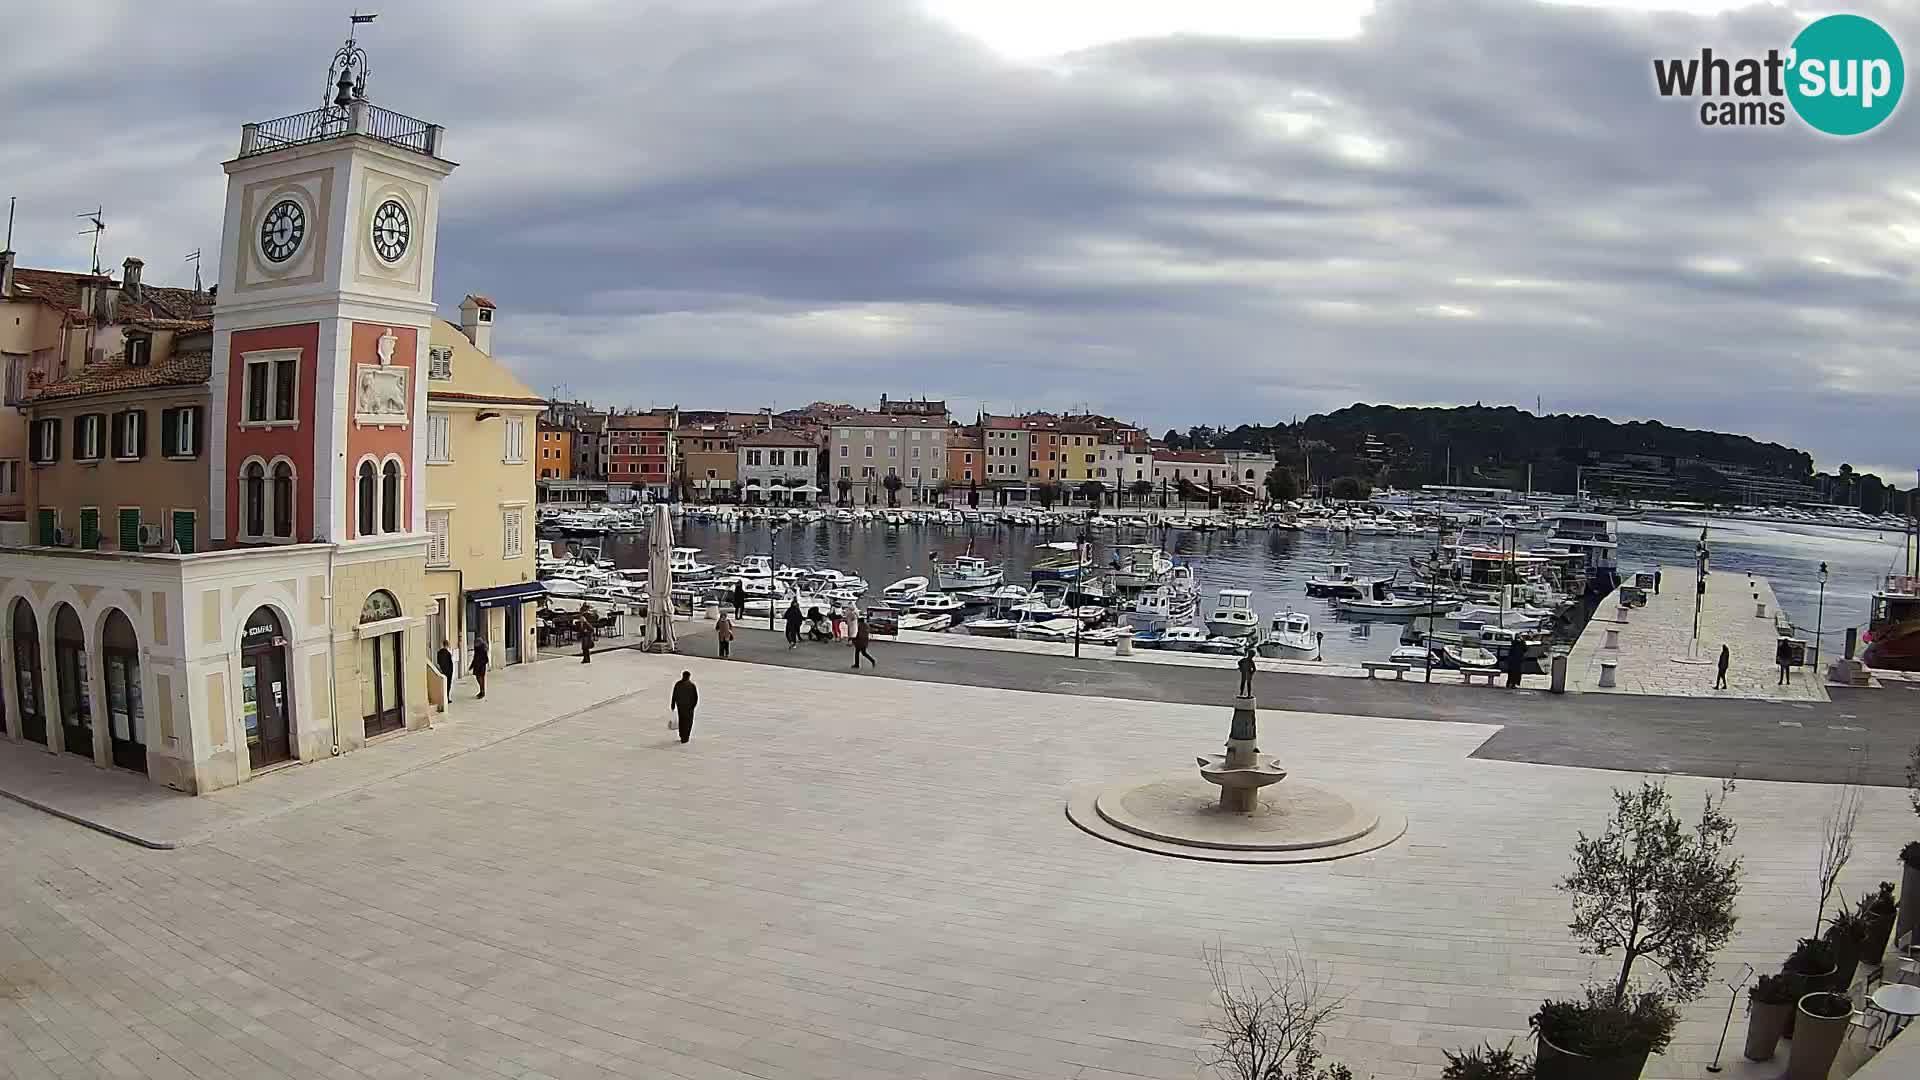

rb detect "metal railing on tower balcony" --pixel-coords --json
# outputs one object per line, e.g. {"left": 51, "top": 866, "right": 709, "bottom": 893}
{"left": 240, "top": 104, "right": 443, "bottom": 159}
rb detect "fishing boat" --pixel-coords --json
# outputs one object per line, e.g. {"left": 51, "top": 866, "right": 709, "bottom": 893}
{"left": 882, "top": 575, "right": 929, "bottom": 607}
{"left": 1123, "top": 585, "right": 1193, "bottom": 632}
{"left": 1306, "top": 561, "right": 1395, "bottom": 599}
{"left": 1205, "top": 588, "right": 1259, "bottom": 637}
{"left": 959, "top": 583, "right": 1030, "bottom": 607}
{"left": 936, "top": 555, "right": 1004, "bottom": 591}
{"left": 668, "top": 547, "right": 717, "bottom": 580}
{"left": 896, "top": 612, "right": 953, "bottom": 633}
{"left": 1078, "top": 626, "right": 1136, "bottom": 646}
{"left": 1334, "top": 581, "right": 1459, "bottom": 619}
{"left": 910, "top": 592, "right": 967, "bottom": 617}
{"left": 1108, "top": 545, "right": 1175, "bottom": 589}
{"left": 1864, "top": 574, "right": 1920, "bottom": 671}
{"left": 964, "top": 607, "right": 1076, "bottom": 638}
{"left": 1256, "top": 612, "right": 1320, "bottom": 661}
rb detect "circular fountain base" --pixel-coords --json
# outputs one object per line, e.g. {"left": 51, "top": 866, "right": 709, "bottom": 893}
{"left": 1067, "top": 774, "right": 1406, "bottom": 864}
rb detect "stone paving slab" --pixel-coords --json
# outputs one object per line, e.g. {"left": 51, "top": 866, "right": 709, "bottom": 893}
{"left": 1567, "top": 565, "right": 1829, "bottom": 702}
{"left": 0, "top": 649, "right": 1913, "bottom": 1080}
{"left": 0, "top": 654, "right": 644, "bottom": 849}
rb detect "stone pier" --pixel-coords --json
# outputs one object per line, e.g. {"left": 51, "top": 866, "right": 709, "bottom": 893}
{"left": 1566, "top": 565, "right": 1827, "bottom": 701}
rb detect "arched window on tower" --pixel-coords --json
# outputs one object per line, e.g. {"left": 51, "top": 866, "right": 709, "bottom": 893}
{"left": 381, "top": 460, "right": 402, "bottom": 533}
{"left": 357, "top": 461, "right": 377, "bottom": 537}
{"left": 242, "top": 460, "right": 266, "bottom": 539}
{"left": 271, "top": 461, "right": 295, "bottom": 539}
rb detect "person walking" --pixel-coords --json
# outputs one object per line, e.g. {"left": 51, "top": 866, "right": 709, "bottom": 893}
{"left": 716, "top": 611, "right": 734, "bottom": 659}
{"left": 732, "top": 581, "right": 747, "bottom": 620}
{"left": 1714, "top": 644, "right": 1730, "bottom": 689}
{"left": 469, "top": 635, "right": 490, "bottom": 699}
{"left": 1653, "top": 569, "right": 1662, "bottom": 595}
{"left": 1237, "top": 646, "right": 1256, "bottom": 698}
{"left": 784, "top": 598, "right": 803, "bottom": 650}
{"left": 1504, "top": 638, "right": 1525, "bottom": 689}
{"left": 436, "top": 642, "right": 456, "bottom": 701}
{"left": 1776, "top": 637, "right": 1793, "bottom": 686}
{"left": 576, "top": 612, "right": 596, "bottom": 664}
{"left": 670, "top": 671, "right": 698, "bottom": 743}
{"left": 830, "top": 607, "right": 845, "bottom": 641}
{"left": 851, "top": 616, "right": 876, "bottom": 669}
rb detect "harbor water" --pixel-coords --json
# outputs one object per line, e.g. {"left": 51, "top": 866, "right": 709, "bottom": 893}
{"left": 589, "top": 514, "right": 1910, "bottom": 666}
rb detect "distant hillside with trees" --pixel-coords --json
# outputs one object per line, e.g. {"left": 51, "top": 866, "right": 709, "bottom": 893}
{"left": 1164, "top": 404, "right": 1909, "bottom": 512}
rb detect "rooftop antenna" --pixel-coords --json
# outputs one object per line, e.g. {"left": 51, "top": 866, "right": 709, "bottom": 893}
{"left": 5, "top": 196, "right": 15, "bottom": 250}
{"left": 76, "top": 208, "right": 106, "bottom": 276}
{"left": 184, "top": 249, "right": 203, "bottom": 295}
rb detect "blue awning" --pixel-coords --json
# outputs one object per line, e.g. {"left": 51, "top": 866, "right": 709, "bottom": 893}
{"left": 467, "top": 581, "right": 547, "bottom": 609}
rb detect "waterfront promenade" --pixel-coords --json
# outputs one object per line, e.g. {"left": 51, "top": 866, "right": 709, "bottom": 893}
{"left": 0, "top": 648, "right": 1914, "bottom": 1080}
{"left": 1566, "top": 566, "right": 1827, "bottom": 701}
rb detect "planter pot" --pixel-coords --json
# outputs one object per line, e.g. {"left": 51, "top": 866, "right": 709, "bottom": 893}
{"left": 1827, "top": 939, "right": 1861, "bottom": 994}
{"left": 1744, "top": 999, "right": 1792, "bottom": 1062}
{"left": 1900, "top": 862, "right": 1920, "bottom": 948}
{"left": 1534, "top": 1033, "right": 1651, "bottom": 1080}
{"left": 1751, "top": 991, "right": 1789, "bottom": 1060}
{"left": 1786, "top": 995, "right": 1850, "bottom": 1080}
{"left": 1781, "top": 963, "right": 1837, "bottom": 1038}
{"left": 1866, "top": 905, "right": 1897, "bottom": 967}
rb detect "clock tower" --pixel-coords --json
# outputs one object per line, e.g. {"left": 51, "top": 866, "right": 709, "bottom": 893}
{"left": 210, "top": 22, "right": 456, "bottom": 741}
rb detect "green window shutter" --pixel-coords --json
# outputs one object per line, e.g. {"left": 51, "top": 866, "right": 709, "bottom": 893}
{"left": 78, "top": 508, "right": 99, "bottom": 550}
{"left": 36, "top": 509, "right": 56, "bottom": 546}
{"left": 119, "top": 508, "right": 142, "bottom": 551}
{"left": 171, "top": 510, "right": 196, "bottom": 554}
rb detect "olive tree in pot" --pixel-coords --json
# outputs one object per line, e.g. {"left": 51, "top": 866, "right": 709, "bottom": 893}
{"left": 1442, "top": 1042, "right": 1533, "bottom": 1080}
{"left": 1531, "top": 781, "right": 1741, "bottom": 1080}
{"left": 1780, "top": 937, "right": 1838, "bottom": 1039}
{"left": 1742, "top": 974, "right": 1795, "bottom": 1062}
{"left": 1822, "top": 906, "right": 1871, "bottom": 995}
{"left": 1787, "top": 991, "right": 1853, "bottom": 1080}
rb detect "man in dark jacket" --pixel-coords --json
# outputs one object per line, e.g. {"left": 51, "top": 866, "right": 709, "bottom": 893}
{"left": 436, "top": 644, "right": 455, "bottom": 692}
{"left": 576, "top": 612, "right": 596, "bottom": 664}
{"left": 1505, "top": 638, "right": 1525, "bottom": 689}
{"left": 784, "top": 599, "right": 803, "bottom": 649}
{"left": 1715, "top": 644, "right": 1730, "bottom": 689}
{"left": 732, "top": 581, "right": 747, "bottom": 620}
{"left": 851, "top": 617, "right": 875, "bottom": 669}
{"left": 469, "top": 636, "right": 490, "bottom": 699}
{"left": 671, "top": 671, "right": 698, "bottom": 743}
{"left": 1776, "top": 637, "right": 1793, "bottom": 685}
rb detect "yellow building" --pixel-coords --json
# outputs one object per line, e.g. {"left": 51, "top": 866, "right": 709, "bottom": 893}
{"left": 425, "top": 298, "right": 546, "bottom": 672}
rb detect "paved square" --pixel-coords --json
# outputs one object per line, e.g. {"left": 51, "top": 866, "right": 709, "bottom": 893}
{"left": 0, "top": 651, "right": 1910, "bottom": 1079}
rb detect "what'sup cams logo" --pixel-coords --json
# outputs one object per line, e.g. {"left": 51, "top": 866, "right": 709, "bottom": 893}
{"left": 1654, "top": 13, "right": 1904, "bottom": 134}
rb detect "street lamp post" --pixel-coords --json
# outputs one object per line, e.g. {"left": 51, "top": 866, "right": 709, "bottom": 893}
{"left": 1424, "top": 550, "right": 1441, "bottom": 683}
{"left": 1690, "top": 526, "right": 1709, "bottom": 656}
{"left": 1073, "top": 530, "right": 1089, "bottom": 659}
{"left": 1813, "top": 561, "right": 1828, "bottom": 671}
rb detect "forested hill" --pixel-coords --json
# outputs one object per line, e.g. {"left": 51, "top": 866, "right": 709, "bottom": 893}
{"left": 1166, "top": 404, "right": 1818, "bottom": 499}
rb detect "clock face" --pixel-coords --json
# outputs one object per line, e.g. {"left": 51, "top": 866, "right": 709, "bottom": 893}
{"left": 371, "top": 199, "right": 411, "bottom": 263}
{"left": 259, "top": 200, "right": 305, "bottom": 264}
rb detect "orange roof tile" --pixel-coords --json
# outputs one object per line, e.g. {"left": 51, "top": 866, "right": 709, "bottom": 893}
{"left": 32, "top": 349, "right": 211, "bottom": 403}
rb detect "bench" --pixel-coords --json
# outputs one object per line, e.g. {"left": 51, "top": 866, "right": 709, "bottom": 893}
{"left": 1460, "top": 667, "right": 1502, "bottom": 686}
{"left": 1362, "top": 661, "right": 1410, "bottom": 680}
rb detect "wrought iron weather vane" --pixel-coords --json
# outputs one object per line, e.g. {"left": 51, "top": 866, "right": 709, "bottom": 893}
{"left": 324, "top": 12, "right": 379, "bottom": 111}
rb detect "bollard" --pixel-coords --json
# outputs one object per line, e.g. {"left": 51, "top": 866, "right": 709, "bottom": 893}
{"left": 1598, "top": 660, "right": 1618, "bottom": 688}
{"left": 1616, "top": 604, "right": 1630, "bottom": 624}
{"left": 1115, "top": 634, "right": 1134, "bottom": 656}
{"left": 1844, "top": 627, "right": 1858, "bottom": 660}
{"left": 1550, "top": 653, "right": 1568, "bottom": 694}
{"left": 1755, "top": 602, "right": 1767, "bottom": 619}
{"left": 1603, "top": 628, "right": 1620, "bottom": 650}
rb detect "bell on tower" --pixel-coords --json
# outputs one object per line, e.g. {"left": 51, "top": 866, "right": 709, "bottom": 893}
{"left": 327, "top": 13, "right": 377, "bottom": 110}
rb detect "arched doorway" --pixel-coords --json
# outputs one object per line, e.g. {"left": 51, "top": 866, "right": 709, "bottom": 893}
{"left": 241, "top": 607, "right": 293, "bottom": 769}
{"left": 102, "top": 610, "right": 146, "bottom": 774}
{"left": 10, "top": 599, "right": 46, "bottom": 745}
{"left": 52, "top": 604, "right": 92, "bottom": 760}
{"left": 360, "top": 590, "right": 405, "bottom": 737}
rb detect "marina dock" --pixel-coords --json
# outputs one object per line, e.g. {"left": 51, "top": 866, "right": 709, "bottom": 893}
{"left": 1566, "top": 565, "right": 1828, "bottom": 701}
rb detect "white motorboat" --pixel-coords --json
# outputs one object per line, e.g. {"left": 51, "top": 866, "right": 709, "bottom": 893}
{"left": 1078, "top": 626, "right": 1136, "bottom": 646}
{"left": 1335, "top": 595, "right": 1458, "bottom": 619}
{"left": 668, "top": 547, "right": 717, "bottom": 579}
{"left": 1133, "top": 626, "right": 1214, "bottom": 651}
{"left": 896, "top": 612, "right": 952, "bottom": 633}
{"left": 937, "top": 555, "right": 1004, "bottom": 591}
{"left": 960, "top": 583, "right": 1030, "bottom": 607}
{"left": 1389, "top": 642, "right": 1500, "bottom": 670}
{"left": 882, "top": 575, "right": 929, "bottom": 607}
{"left": 1107, "top": 545, "right": 1175, "bottom": 589}
{"left": 1014, "top": 616, "right": 1088, "bottom": 642}
{"left": 803, "top": 569, "right": 870, "bottom": 594}
{"left": 1256, "top": 612, "right": 1320, "bottom": 661}
{"left": 911, "top": 592, "right": 967, "bottom": 616}
{"left": 1205, "top": 588, "right": 1258, "bottom": 638}
{"left": 722, "top": 554, "right": 778, "bottom": 582}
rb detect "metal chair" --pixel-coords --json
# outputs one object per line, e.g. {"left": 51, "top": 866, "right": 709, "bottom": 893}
{"left": 1848, "top": 1002, "right": 1888, "bottom": 1050}
{"left": 1895, "top": 932, "right": 1920, "bottom": 986}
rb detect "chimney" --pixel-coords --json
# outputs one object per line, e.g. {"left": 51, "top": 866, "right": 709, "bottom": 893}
{"left": 122, "top": 257, "right": 144, "bottom": 303}
{"left": 0, "top": 250, "right": 14, "bottom": 298}
{"left": 459, "top": 294, "right": 494, "bottom": 353}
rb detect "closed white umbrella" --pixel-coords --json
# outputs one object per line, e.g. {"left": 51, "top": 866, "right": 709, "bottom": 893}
{"left": 647, "top": 504, "right": 676, "bottom": 652}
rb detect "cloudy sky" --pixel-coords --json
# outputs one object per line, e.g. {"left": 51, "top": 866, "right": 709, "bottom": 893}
{"left": 3, "top": 0, "right": 1916, "bottom": 476}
